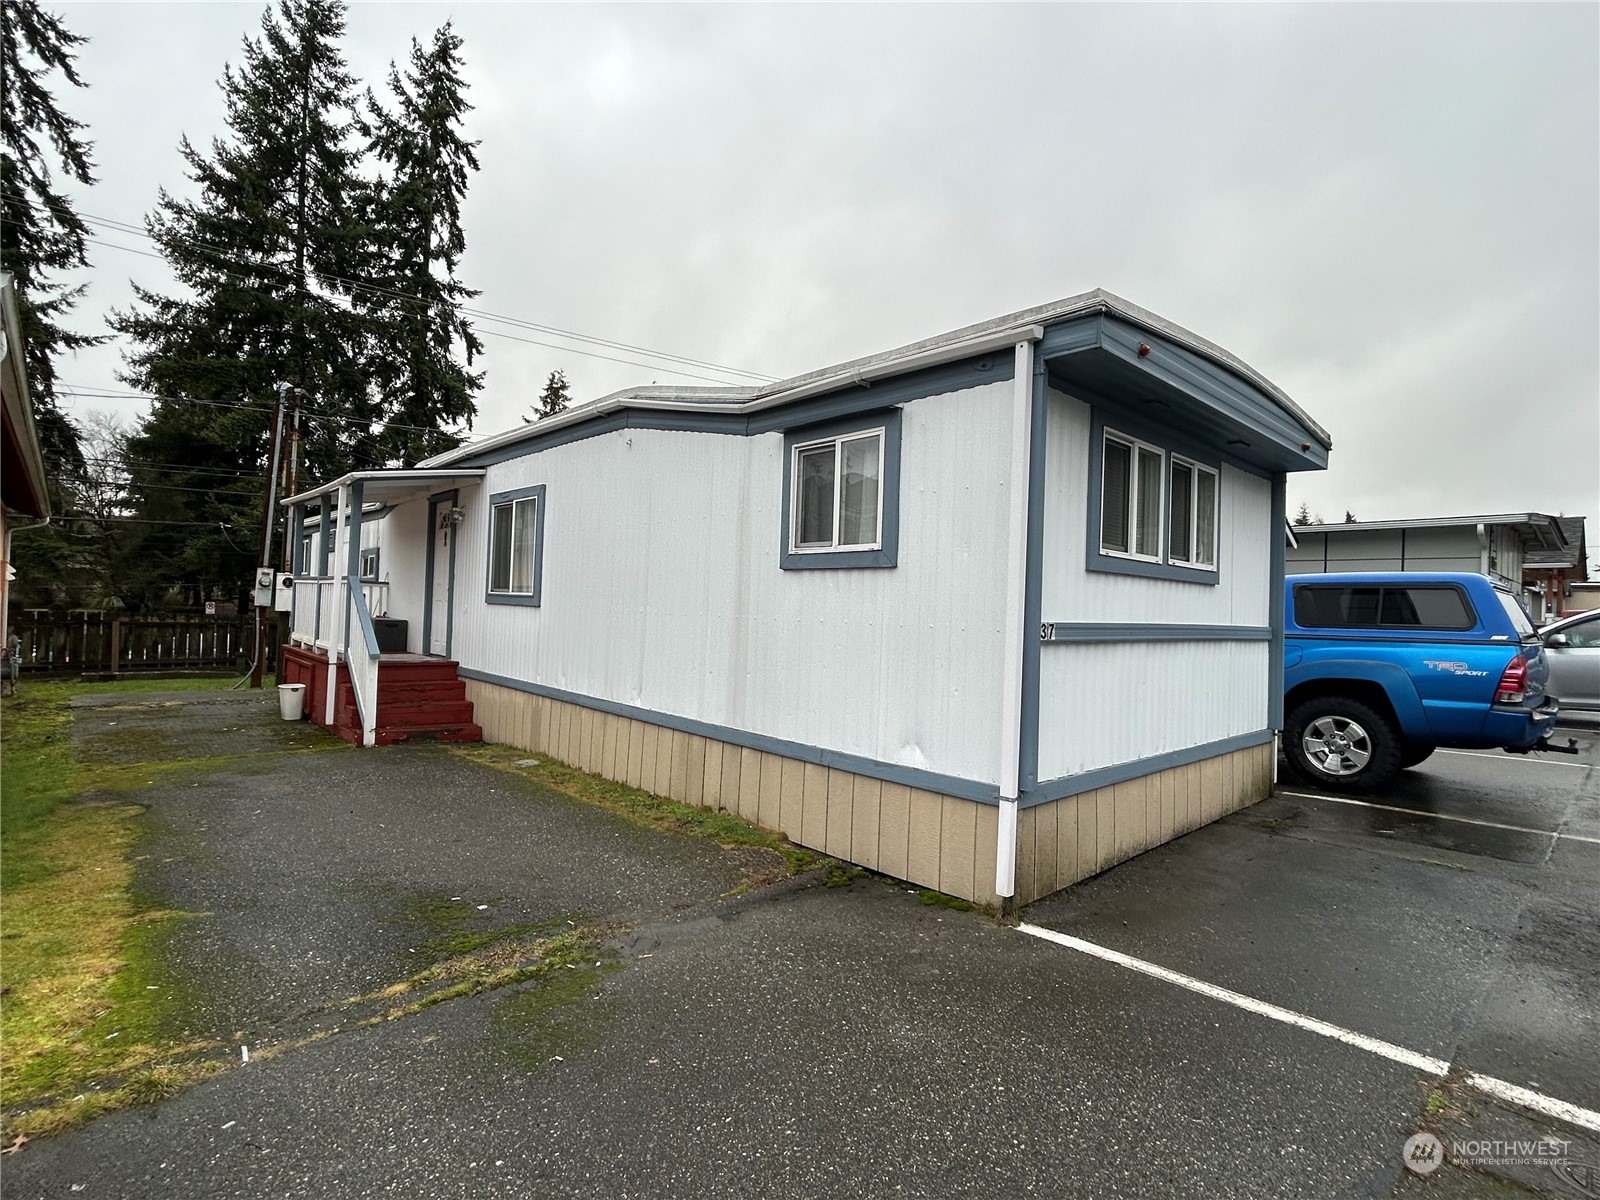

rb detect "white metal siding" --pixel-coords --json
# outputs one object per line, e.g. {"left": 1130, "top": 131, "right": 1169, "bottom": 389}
{"left": 449, "top": 383, "right": 1016, "bottom": 785}
{"left": 1035, "top": 388, "right": 1274, "bottom": 779}
{"left": 1037, "top": 641, "right": 1270, "bottom": 777}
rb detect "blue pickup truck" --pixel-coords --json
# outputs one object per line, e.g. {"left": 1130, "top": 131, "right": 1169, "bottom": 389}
{"left": 1282, "top": 572, "right": 1563, "bottom": 791}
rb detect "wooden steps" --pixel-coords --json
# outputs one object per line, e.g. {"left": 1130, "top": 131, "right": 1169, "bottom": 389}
{"left": 279, "top": 643, "right": 482, "bottom": 745}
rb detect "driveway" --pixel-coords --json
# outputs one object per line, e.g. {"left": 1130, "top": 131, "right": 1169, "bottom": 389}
{"left": 7, "top": 695, "right": 1598, "bottom": 1198}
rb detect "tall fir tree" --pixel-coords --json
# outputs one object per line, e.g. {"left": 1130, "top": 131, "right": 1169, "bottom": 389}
{"left": 111, "top": 0, "right": 375, "bottom": 608}
{"left": 1, "top": 0, "right": 114, "bottom": 611}
{"left": 0, "top": 0, "right": 101, "bottom": 474}
{"left": 360, "top": 22, "right": 482, "bottom": 465}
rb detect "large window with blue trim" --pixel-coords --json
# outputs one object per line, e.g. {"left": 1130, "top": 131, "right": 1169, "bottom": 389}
{"left": 1090, "top": 418, "right": 1220, "bottom": 584}
{"left": 485, "top": 484, "right": 546, "bottom": 605}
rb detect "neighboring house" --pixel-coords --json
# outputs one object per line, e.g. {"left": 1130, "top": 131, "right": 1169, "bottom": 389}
{"left": 281, "top": 289, "right": 1331, "bottom": 907}
{"left": 1521, "top": 516, "right": 1590, "bottom": 621}
{"left": 1285, "top": 513, "right": 1567, "bottom": 612}
{"left": 0, "top": 273, "right": 51, "bottom": 646}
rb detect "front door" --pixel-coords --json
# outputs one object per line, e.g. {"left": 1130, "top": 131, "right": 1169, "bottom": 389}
{"left": 428, "top": 499, "right": 454, "bottom": 656}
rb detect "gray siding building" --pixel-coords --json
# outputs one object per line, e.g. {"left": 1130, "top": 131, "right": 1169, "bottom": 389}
{"left": 1285, "top": 513, "right": 1568, "bottom": 608}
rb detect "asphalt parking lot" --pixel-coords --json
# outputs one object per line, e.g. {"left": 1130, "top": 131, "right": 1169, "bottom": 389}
{"left": 7, "top": 697, "right": 1598, "bottom": 1199}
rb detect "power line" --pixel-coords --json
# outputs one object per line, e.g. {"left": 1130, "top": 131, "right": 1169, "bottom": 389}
{"left": 16, "top": 190, "right": 777, "bottom": 383}
{"left": 49, "top": 514, "right": 249, "bottom": 528}
{"left": 60, "top": 385, "right": 450, "bottom": 438}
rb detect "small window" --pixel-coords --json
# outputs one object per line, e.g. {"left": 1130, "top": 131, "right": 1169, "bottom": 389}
{"left": 1100, "top": 429, "right": 1164, "bottom": 561}
{"left": 358, "top": 547, "right": 380, "bottom": 582}
{"left": 301, "top": 534, "right": 313, "bottom": 575}
{"left": 790, "top": 428, "right": 884, "bottom": 553}
{"left": 489, "top": 496, "right": 538, "bottom": 595}
{"left": 1168, "top": 457, "right": 1218, "bottom": 569}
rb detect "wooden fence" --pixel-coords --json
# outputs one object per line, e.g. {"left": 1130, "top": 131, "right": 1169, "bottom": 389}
{"left": 10, "top": 615, "right": 256, "bottom": 674}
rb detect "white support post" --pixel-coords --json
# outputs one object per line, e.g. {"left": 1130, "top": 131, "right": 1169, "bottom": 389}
{"left": 324, "top": 484, "right": 347, "bottom": 726}
{"left": 996, "top": 336, "right": 1038, "bottom": 904}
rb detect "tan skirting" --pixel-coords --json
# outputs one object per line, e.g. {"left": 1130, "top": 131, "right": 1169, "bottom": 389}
{"left": 464, "top": 678, "right": 1272, "bottom": 908}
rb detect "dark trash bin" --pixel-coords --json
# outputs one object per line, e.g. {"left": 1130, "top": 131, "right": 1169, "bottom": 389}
{"left": 373, "top": 618, "right": 408, "bottom": 654}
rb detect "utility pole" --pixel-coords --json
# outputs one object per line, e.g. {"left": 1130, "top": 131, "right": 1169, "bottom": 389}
{"left": 275, "top": 387, "right": 305, "bottom": 672}
{"left": 250, "top": 386, "right": 289, "bottom": 689}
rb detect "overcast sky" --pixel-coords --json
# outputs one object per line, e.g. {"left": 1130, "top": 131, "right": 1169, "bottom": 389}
{"left": 43, "top": 2, "right": 1600, "bottom": 554}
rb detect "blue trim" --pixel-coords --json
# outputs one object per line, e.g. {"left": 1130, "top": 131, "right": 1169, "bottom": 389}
{"left": 1018, "top": 354, "right": 1050, "bottom": 795}
{"left": 1041, "top": 622, "right": 1271, "bottom": 643}
{"left": 456, "top": 666, "right": 1003, "bottom": 805}
{"left": 422, "top": 499, "right": 439, "bottom": 653}
{"left": 318, "top": 502, "right": 332, "bottom": 576}
{"left": 344, "top": 482, "right": 364, "bottom": 651}
{"left": 1085, "top": 408, "right": 1221, "bottom": 586}
{"left": 1038, "top": 313, "right": 1327, "bottom": 474}
{"left": 448, "top": 354, "right": 1010, "bottom": 469}
{"left": 779, "top": 409, "right": 902, "bottom": 571}
{"left": 359, "top": 546, "right": 380, "bottom": 583}
{"left": 484, "top": 483, "right": 547, "bottom": 606}
{"left": 1021, "top": 729, "right": 1275, "bottom": 808}
{"left": 1269, "top": 475, "right": 1287, "bottom": 729}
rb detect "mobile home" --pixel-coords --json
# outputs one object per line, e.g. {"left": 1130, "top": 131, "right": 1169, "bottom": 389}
{"left": 282, "top": 290, "right": 1330, "bottom": 907}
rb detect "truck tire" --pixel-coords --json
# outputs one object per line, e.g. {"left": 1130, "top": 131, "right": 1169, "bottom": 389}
{"left": 1285, "top": 696, "right": 1402, "bottom": 792}
{"left": 1399, "top": 744, "right": 1436, "bottom": 770}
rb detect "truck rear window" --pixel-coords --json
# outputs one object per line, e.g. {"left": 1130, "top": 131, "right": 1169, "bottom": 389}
{"left": 1294, "top": 585, "right": 1476, "bottom": 631}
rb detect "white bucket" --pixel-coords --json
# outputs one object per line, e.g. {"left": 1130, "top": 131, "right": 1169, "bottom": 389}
{"left": 277, "top": 683, "right": 307, "bottom": 721}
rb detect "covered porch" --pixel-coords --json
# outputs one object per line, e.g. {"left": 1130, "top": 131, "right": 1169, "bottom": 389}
{"left": 281, "top": 469, "right": 484, "bottom": 746}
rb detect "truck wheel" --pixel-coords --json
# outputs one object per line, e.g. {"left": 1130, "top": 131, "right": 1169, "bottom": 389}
{"left": 1285, "top": 697, "right": 1402, "bottom": 792}
{"left": 1399, "top": 744, "right": 1436, "bottom": 770}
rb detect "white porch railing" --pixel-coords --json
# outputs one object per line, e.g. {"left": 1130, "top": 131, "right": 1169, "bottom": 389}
{"left": 290, "top": 579, "right": 389, "bottom": 647}
{"left": 283, "top": 478, "right": 395, "bottom": 748}
{"left": 286, "top": 574, "right": 383, "bottom": 747}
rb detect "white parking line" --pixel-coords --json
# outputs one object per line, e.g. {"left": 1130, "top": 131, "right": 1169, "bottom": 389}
{"left": 1017, "top": 922, "right": 1600, "bottom": 1133}
{"left": 1275, "top": 790, "right": 1600, "bottom": 846}
{"left": 1435, "top": 748, "right": 1591, "bottom": 770}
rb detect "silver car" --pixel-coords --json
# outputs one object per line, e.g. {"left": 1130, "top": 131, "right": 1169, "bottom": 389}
{"left": 1541, "top": 610, "right": 1600, "bottom": 716}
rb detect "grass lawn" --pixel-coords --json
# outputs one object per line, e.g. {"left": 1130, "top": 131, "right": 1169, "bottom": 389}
{"left": 0, "top": 675, "right": 260, "bottom": 1141}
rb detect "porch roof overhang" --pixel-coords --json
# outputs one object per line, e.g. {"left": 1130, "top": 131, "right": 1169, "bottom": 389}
{"left": 281, "top": 469, "right": 486, "bottom": 510}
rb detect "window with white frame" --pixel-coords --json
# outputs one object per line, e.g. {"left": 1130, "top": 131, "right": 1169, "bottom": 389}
{"left": 489, "top": 495, "right": 538, "bottom": 594}
{"left": 1167, "top": 456, "right": 1218, "bottom": 569}
{"left": 1099, "top": 429, "right": 1165, "bottom": 561}
{"left": 358, "top": 547, "right": 380, "bottom": 582}
{"left": 790, "top": 427, "right": 884, "bottom": 553}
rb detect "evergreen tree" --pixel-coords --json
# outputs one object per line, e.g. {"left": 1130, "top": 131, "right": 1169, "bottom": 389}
{"left": 526, "top": 369, "right": 570, "bottom": 422}
{"left": 360, "top": 22, "right": 482, "bottom": 464}
{"left": 111, "top": 0, "right": 374, "bottom": 606}
{"left": 1293, "top": 502, "right": 1314, "bottom": 527}
{"left": 0, "top": 0, "right": 102, "bottom": 475}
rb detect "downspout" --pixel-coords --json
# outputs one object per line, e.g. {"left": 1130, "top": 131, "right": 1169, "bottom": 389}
{"left": 995, "top": 335, "right": 1039, "bottom": 914}
{"left": 1476, "top": 523, "right": 1490, "bottom": 577}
